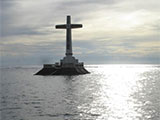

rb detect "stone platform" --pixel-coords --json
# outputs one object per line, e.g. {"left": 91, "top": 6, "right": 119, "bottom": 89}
{"left": 35, "top": 64, "right": 89, "bottom": 75}
{"left": 35, "top": 56, "right": 89, "bottom": 75}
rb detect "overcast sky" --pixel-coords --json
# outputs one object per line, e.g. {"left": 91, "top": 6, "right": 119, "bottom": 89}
{"left": 1, "top": 0, "right": 160, "bottom": 66}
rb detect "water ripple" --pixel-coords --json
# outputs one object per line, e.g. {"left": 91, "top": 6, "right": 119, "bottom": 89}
{"left": 1, "top": 65, "right": 160, "bottom": 120}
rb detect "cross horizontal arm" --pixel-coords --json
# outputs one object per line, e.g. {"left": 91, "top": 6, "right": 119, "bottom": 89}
{"left": 71, "top": 24, "right": 82, "bottom": 29}
{"left": 56, "top": 24, "right": 67, "bottom": 29}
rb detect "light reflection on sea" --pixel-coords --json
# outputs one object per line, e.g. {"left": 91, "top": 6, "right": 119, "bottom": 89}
{"left": 0, "top": 64, "right": 160, "bottom": 120}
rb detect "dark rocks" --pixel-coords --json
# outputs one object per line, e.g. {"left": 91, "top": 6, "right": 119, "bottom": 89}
{"left": 35, "top": 64, "right": 89, "bottom": 75}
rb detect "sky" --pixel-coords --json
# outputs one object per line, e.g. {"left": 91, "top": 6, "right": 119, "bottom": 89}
{"left": 1, "top": 0, "right": 160, "bottom": 66}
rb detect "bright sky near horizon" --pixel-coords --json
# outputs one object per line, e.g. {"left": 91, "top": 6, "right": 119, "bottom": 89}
{"left": 1, "top": 0, "right": 160, "bottom": 66}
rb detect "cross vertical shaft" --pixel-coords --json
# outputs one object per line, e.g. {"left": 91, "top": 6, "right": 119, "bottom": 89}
{"left": 66, "top": 16, "right": 72, "bottom": 56}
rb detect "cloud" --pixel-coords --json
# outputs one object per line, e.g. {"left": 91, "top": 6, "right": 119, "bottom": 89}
{"left": 1, "top": 0, "right": 160, "bottom": 66}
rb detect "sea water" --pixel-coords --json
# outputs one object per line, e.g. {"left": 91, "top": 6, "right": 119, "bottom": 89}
{"left": 0, "top": 64, "right": 160, "bottom": 120}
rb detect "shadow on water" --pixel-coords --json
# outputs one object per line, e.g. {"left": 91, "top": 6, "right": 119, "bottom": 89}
{"left": 43, "top": 74, "right": 102, "bottom": 120}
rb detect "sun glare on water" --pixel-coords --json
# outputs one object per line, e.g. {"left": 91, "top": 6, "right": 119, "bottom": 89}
{"left": 77, "top": 64, "right": 159, "bottom": 120}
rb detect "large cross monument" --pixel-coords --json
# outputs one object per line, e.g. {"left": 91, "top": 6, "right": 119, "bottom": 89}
{"left": 35, "top": 16, "right": 89, "bottom": 75}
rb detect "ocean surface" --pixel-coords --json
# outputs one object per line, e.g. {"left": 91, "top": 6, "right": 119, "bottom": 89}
{"left": 0, "top": 64, "right": 160, "bottom": 120}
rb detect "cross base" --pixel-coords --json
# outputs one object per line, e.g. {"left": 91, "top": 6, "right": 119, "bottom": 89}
{"left": 35, "top": 56, "right": 89, "bottom": 75}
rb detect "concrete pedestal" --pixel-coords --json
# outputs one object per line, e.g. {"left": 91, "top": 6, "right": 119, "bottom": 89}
{"left": 35, "top": 56, "right": 89, "bottom": 75}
